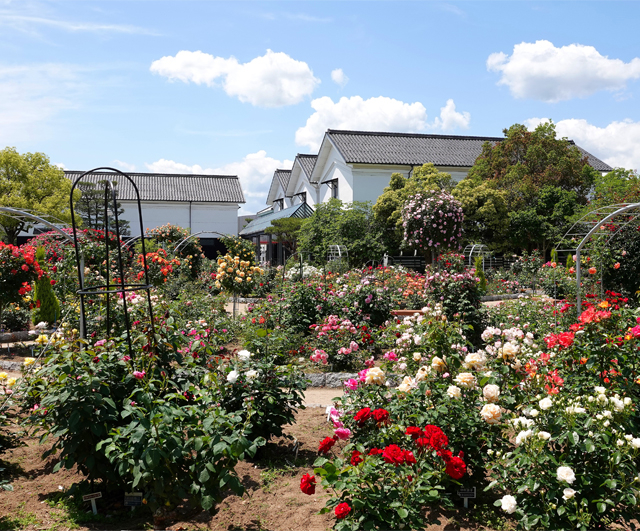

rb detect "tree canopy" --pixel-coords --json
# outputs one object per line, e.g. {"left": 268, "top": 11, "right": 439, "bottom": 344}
{"left": 264, "top": 217, "right": 303, "bottom": 255}
{"left": 0, "top": 147, "right": 79, "bottom": 244}
{"left": 373, "top": 163, "right": 453, "bottom": 254}
{"left": 75, "top": 180, "right": 131, "bottom": 236}
{"left": 454, "top": 122, "right": 600, "bottom": 252}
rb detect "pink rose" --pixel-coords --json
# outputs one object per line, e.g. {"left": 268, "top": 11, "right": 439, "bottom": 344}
{"left": 334, "top": 428, "right": 351, "bottom": 440}
{"left": 133, "top": 371, "right": 146, "bottom": 379}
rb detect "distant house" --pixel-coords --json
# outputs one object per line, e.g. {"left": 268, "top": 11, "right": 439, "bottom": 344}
{"left": 248, "top": 129, "right": 614, "bottom": 265}
{"left": 64, "top": 170, "right": 245, "bottom": 256}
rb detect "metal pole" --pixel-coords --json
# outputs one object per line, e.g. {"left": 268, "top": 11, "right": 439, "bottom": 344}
{"left": 576, "top": 250, "right": 582, "bottom": 316}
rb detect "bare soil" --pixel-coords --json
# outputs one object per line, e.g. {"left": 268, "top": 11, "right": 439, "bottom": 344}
{"left": 0, "top": 391, "right": 504, "bottom": 531}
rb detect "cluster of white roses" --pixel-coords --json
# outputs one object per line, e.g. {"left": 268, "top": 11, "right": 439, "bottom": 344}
{"left": 480, "top": 325, "right": 539, "bottom": 371}
{"left": 226, "top": 350, "right": 258, "bottom": 384}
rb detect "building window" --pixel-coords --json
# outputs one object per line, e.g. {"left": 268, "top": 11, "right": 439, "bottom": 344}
{"left": 294, "top": 191, "right": 307, "bottom": 204}
{"left": 324, "top": 179, "right": 338, "bottom": 199}
{"left": 275, "top": 198, "right": 284, "bottom": 211}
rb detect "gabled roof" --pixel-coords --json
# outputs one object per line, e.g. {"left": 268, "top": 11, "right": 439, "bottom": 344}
{"left": 297, "top": 154, "right": 317, "bottom": 178}
{"left": 239, "top": 202, "right": 314, "bottom": 236}
{"left": 266, "top": 169, "right": 292, "bottom": 205}
{"left": 65, "top": 171, "right": 245, "bottom": 203}
{"left": 322, "top": 129, "right": 613, "bottom": 172}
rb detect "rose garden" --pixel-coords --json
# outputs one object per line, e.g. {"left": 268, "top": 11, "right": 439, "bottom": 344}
{"left": 1, "top": 135, "right": 640, "bottom": 531}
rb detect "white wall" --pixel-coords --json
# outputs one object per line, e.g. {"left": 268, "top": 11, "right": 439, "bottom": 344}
{"left": 121, "top": 201, "right": 239, "bottom": 237}
{"left": 317, "top": 146, "right": 354, "bottom": 203}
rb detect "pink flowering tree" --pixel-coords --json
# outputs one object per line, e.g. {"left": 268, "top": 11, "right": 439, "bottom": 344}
{"left": 401, "top": 190, "right": 464, "bottom": 262}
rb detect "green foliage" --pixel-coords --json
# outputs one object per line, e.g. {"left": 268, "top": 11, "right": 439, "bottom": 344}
{"left": 264, "top": 217, "right": 303, "bottom": 254}
{"left": 32, "top": 247, "right": 60, "bottom": 326}
{"left": 373, "top": 164, "right": 453, "bottom": 253}
{"left": 299, "top": 199, "right": 385, "bottom": 267}
{"left": 75, "top": 180, "right": 131, "bottom": 236}
{"left": 602, "top": 222, "right": 640, "bottom": 298}
{"left": 219, "top": 234, "right": 255, "bottom": 265}
{"left": 458, "top": 122, "right": 599, "bottom": 252}
{"left": 0, "top": 147, "right": 80, "bottom": 244}
{"left": 145, "top": 224, "right": 204, "bottom": 277}
{"left": 0, "top": 243, "right": 42, "bottom": 325}
{"left": 475, "top": 256, "right": 487, "bottom": 293}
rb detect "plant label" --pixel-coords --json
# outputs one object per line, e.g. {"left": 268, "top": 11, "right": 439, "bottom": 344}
{"left": 124, "top": 492, "right": 143, "bottom": 507}
{"left": 83, "top": 491, "right": 101, "bottom": 514}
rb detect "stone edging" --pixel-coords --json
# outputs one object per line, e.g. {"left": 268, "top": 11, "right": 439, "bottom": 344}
{"left": 0, "top": 360, "right": 23, "bottom": 371}
{"left": 480, "top": 293, "right": 526, "bottom": 302}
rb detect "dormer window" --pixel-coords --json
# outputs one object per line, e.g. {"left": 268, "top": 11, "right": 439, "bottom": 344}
{"left": 274, "top": 198, "right": 284, "bottom": 211}
{"left": 325, "top": 179, "right": 338, "bottom": 199}
{"left": 294, "top": 191, "right": 307, "bottom": 204}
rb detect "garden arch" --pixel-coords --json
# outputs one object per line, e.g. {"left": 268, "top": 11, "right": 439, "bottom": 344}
{"left": 555, "top": 202, "right": 640, "bottom": 315}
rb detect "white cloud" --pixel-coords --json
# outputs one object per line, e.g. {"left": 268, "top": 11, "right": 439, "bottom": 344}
{"left": 487, "top": 40, "right": 640, "bottom": 102}
{"left": 295, "top": 95, "right": 428, "bottom": 151}
{"left": 331, "top": 68, "right": 348, "bottom": 87}
{"left": 431, "top": 99, "right": 470, "bottom": 131}
{"left": 145, "top": 151, "right": 293, "bottom": 214}
{"left": 0, "top": 13, "right": 160, "bottom": 35}
{"left": 54, "top": 162, "right": 67, "bottom": 170}
{"left": 150, "top": 49, "right": 320, "bottom": 107}
{"left": 526, "top": 117, "right": 640, "bottom": 171}
{"left": 113, "top": 160, "right": 136, "bottom": 172}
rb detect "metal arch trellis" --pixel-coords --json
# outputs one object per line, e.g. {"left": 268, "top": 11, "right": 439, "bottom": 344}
{"left": 554, "top": 202, "right": 640, "bottom": 316}
{"left": 69, "top": 167, "right": 156, "bottom": 356}
{"left": 463, "top": 244, "right": 489, "bottom": 269}
{"left": 172, "top": 230, "right": 226, "bottom": 255}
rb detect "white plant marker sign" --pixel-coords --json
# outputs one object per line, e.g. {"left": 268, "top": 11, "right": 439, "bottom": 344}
{"left": 82, "top": 491, "right": 102, "bottom": 514}
{"left": 457, "top": 487, "right": 476, "bottom": 509}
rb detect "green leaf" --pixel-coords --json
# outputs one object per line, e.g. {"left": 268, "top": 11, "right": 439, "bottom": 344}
{"left": 585, "top": 439, "right": 595, "bottom": 452}
{"left": 597, "top": 502, "right": 607, "bottom": 513}
{"left": 201, "top": 495, "right": 214, "bottom": 511}
{"left": 396, "top": 508, "right": 408, "bottom": 519}
{"left": 557, "top": 506, "right": 566, "bottom": 516}
{"left": 199, "top": 469, "right": 210, "bottom": 483}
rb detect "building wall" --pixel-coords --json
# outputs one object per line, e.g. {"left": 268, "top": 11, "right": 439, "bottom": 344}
{"left": 317, "top": 147, "right": 354, "bottom": 203}
{"left": 121, "top": 201, "right": 239, "bottom": 237}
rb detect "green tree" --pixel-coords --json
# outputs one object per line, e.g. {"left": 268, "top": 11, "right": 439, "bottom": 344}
{"left": 0, "top": 148, "right": 80, "bottom": 244}
{"left": 298, "top": 199, "right": 385, "bottom": 267}
{"left": 32, "top": 247, "right": 60, "bottom": 326}
{"left": 456, "top": 122, "right": 599, "bottom": 251}
{"left": 373, "top": 163, "right": 453, "bottom": 254}
{"left": 264, "top": 217, "right": 303, "bottom": 255}
{"left": 75, "top": 180, "right": 131, "bottom": 236}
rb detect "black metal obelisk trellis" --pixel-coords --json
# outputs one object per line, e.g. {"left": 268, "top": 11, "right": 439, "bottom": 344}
{"left": 69, "top": 168, "right": 156, "bottom": 355}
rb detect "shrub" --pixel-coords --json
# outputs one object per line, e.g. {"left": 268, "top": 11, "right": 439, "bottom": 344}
{"left": 31, "top": 247, "right": 60, "bottom": 326}
{"left": 0, "top": 243, "right": 42, "bottom": 324}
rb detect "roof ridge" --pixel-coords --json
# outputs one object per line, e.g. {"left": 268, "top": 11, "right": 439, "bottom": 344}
{"left": 64, "top": 171, "right": 239, "bottom": 179}
{"left": 296, "top": 153, "right": 318, "bottom": 158}
{"left": 326, "top": 129, "right": 505, "bottom": 141}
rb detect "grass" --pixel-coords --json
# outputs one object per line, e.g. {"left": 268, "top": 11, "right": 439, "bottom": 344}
{"left": 259, "top": 457, "right": 304, "bottom": 493}
{"left": 0, "top": 502, "right": 40, "bottom": 530}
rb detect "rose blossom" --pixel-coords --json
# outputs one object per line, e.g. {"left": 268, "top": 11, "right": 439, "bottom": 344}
{"left": 334, "top": 428, "right": 351, "bottom": 440}
{"left": 483, "top": 384, "right": 500, "bottom": 403}
{"left": 480, "top": 404, "right": 502, "bottom": 424}
{"left": 557, "top": 466, "right": 576, "bottom": 484}
{"left": 562, "top": 488, "right": 576, "bottom": 500}
{"left": 237, "top": 350, "right": 252, "bottom": 361}
{"left": 133, "top": 371, "right": 146, "bottom": 379}
{"left": 227, "top": 370, "right": 239, "bottom": 384}
{"left": 447, "top": 385, "right": 461, "bottom": 399}
{"left": 539, "top": 397, "right": 553, "bottom": 410}
{"left": 300, "top": 473, "right": 316, "bottom": 495}
{"left": 431, "top": 356, "right": 446, "bottom": 372}
{"left": 500, "top": 494, "right": 517, "bottom": 514}
{"left": 454, "top": 372, "right": 476, "bottom": 388}
{"left": 365, "top": 367, "right": 385, "bottom": 385}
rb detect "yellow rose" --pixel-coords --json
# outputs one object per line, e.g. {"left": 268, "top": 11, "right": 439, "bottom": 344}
{"left": 454, "top": 372, "right": 476, "bottom": 389}
{"left": 7, "top": 378, "right": 17, "bottom": 388}
{"left": 396, "top": 376, "right": 414, "bottom": 393}
{"left": 415, "top": 366, "right": 430, "bottom": 382}
{"left": 499, "top": 342, "right": 518, "bottom": 360}
{"left": 23, "top": 357, "right": 36, "bottom": 367}
{"left": 247, "top": 277, "right": 252, "bottom": 282}
{"left": 431, "top": 356, "right": 446, "bottom": 372}
{"left": 35, "top": 334, "right": 48, "bottom": 345}
{"left": 0, "top": 372, "right": 7, "bottom": 381}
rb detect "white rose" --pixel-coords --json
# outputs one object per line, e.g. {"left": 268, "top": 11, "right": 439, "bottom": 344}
{"left": 539, "top": 397, "right": 553, "bottom": 410}
{"left": 483, "top": 384, "right": 500, "bottom": 403}
{"left": 538, "top": 431, "right": 551, "bottom": 440}
{"left": 415, "top": 366, "right": 430, "bottom": 382}
{"left": 500, "top": 494, "right": 517, "bottom": 514}
{"left": 562, "top": 488, "right": 575, "bottom": 500}
{"left": 617, "top": 439, "right": 625, "bottom": 447}
{"left": 480, "top": 404, "right": 502, "bottom": 425}
{"left": 397, "top": 376, "right": 415, "bottom": 394}
{"left": 413, "top": 352, "right": 422, "bottom": 362}
{"left": 454, "top": 372, "right": 476, "bottom": 388}
{"left": 610, "top": 398, "right": 624, "bottom": 412}
{"left": 500, "top": 342, "right": 519, "bottom": 360}
{"left": 447, "top": 385, "right": 462, "bottom": 399}
{"left": 594, "top": 386, "right": 606, "bottom": 394}
{"left": 631, "top": 438, "right": 640, "bottom": 449}
{"left": 515, "top": 429, "right": 533, "bottom": 446}
{"left": 245, "top": 369, "right": 258, "bottom": 381}
{"left": 365, "top": 367, "right": 385, "bottom": 385}
{"left": 227, "top": 370, "right": 239, "bottom": 384}
{"left": 597, "top": 394, "right": 608, "bottom": 404}
{"left": 557, "top": 466, "right": 576, "bottom": 484}
{"left": 237, "top": 350, "right": 252, "bottom": 361}
{"left": 463, "top": 352, "right": 486, "bottom": 370}
{"left": 529, "top": 409, "right": 539, "bottom": 418}
{"left": 624, "top": 397, "right": 632, "bottom": 406}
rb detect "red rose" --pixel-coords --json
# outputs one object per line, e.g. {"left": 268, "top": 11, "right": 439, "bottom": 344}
{"left": 382, "top": 444, "right": 405, "bottom": 466}
{"left": 368, "top": 448, "right": 383, "bottom": 456}
{"left": 371, "top": 408, "right": 390, "bottom": 424}
{"left": 300, "top": 473, "right": 316, "bottom": 495}
{"left": 353, "top": 407, "right": 372, "bottom": 426}
{"left": 445, "top": 455, "right": 466, "bottom": 479}
{"left": 334, "top": 502, "right": 351, "bottom": 520}
{"left": 557, "top": 332, "right": 575, "bottom": 348}
{"left": 21, "top": 264, "right": 29, "bottom": 271}
{"left": 403, "top": 450, "right": 416, "bottom": 465}
{"left": 318, "top": 436, "right": 336, "bottom": 455}
{"left": 350, "top": 450, "right": 363, "bottom": 466}
{"left": 406, "top": 426, "right": 423, "bottom": 440}
{"left": 423, "top": 425, "right": 448, "bottom": 451}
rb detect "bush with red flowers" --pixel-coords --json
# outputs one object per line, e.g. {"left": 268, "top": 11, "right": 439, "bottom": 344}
{"left": 302, "top": 411, "right": 465, "bottom": 530}
{"left": 0, "top": 242, "right": 43, "bottom": 325}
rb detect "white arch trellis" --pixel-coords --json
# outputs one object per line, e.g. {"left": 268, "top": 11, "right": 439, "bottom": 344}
{"left": 554, "top": 202, "right": 640, "bottom": 315}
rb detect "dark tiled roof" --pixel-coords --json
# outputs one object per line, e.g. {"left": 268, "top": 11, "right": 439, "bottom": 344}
{"left": 274, "top": 169, "right": 291, "bottom": 192}
{"left": 239, "top": 202, "right": 314, "bottom": 236}
{"left": 65, "top": 171, "right": 245, "bottom": 203}
{"left": 325, "top": 130, "right": 613, "bottom": 172}
{"left": 297, "top": 154, "right": 317, "bottom": 178}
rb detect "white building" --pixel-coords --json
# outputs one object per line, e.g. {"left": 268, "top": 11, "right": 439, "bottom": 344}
{"left": 63, "top": 171, "right": 244, "bottom": 255}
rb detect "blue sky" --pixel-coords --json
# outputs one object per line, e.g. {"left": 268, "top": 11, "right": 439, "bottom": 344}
{"left": 2, "top": 1, "right": 640, "bottom": 214}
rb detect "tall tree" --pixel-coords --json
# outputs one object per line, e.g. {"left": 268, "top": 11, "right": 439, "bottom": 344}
{"left": 0, "top": 147, "right": 79, "bottom": 244}
{"left": 75, "top": 180, "right": 131, "bottom": 236}
{"left": 455, "top": 122, "right": 599, "bottom": 251}
{"left": 264, "top": 217, "right": 303, "bottom": 255}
